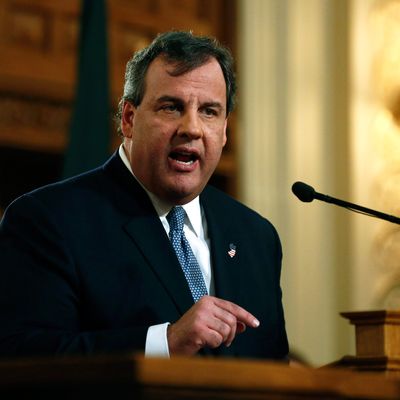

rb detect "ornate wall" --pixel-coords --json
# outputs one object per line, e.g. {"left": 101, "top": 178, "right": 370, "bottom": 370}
{"left": 0, "top": 0, "right": 236, "bottom": 212}
{"left": 368, "top": 0, "right": 400, "bottom": 308}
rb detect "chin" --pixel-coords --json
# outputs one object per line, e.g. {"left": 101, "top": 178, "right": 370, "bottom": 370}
{"left": 155, "top": 172, "right": 209, "bottom": 203}
{"left": 163, "top": 184, "right": 203, "bottom": 205}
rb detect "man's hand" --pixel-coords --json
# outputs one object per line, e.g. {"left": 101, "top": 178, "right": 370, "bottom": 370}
{"left": 167, "top": 295, "right": 260, "bottom": 356}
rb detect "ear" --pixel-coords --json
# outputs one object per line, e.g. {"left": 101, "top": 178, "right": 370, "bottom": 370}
{"left": 121, "top": 101, "right": 136, "bottom": 139}
{"left": 222, "top": 118, "right": 228, "bottom": 147}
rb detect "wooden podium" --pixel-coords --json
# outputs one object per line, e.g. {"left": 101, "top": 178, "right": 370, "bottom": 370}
{"left": 330, "top": 310, "right": 400, "bottom": 376}
{"left": 2, "top": 311, "right": 400, "bottom": 399}
{"left": 0, "top": 354, "right": 400, "bottom": 399}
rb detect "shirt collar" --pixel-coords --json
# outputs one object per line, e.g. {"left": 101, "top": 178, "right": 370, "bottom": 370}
{"left": 118, "top": 144, "right": 203, "bottom": 237}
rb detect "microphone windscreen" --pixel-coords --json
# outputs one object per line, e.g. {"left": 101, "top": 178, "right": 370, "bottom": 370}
{"left": 292, "top": 181, "right": 316, "bottom": 202}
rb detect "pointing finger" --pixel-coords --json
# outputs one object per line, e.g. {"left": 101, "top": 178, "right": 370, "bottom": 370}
{"left": 213, "top": 297, "right": 260, "bottom": 328}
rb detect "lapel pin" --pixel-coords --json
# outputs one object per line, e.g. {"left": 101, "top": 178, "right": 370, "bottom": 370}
{"left": 228, "top": 243, "right": 236, "bottom": 258}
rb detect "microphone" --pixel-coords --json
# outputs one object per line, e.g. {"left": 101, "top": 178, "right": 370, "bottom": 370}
{"left": 292, "top": 181, "right": 400, "bottom": 225}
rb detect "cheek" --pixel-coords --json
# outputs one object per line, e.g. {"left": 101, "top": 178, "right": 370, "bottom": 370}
{"left": 208, "top": 126, "right": 227, "bottom": 149}
{"left": 132, "top": 118, "right": 170, "bottom": 149}
{"left": 204, "top": 137, "right": 226, "bottom": 162}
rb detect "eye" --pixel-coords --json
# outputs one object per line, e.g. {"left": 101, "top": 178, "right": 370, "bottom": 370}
{"left": 159, "top": 103, "right": 184, "bottom": 114}
{"left": 161, "top": 104, "right": 177, "bottom": 112}
{"left": 202, "top": 107, "right": 218, "bottom": 117}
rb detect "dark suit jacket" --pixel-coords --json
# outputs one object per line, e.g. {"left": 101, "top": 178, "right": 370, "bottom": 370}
{"left": 0, "top": 152, "right": 288, "bottom": 359}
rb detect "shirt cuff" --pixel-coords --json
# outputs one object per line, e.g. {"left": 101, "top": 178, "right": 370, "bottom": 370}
{"left": 145, "top": 322, "right": 170, "bottom": 358}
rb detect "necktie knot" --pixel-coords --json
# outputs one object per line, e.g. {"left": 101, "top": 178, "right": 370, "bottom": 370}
{"left": 167, "top": 206, "right": 185, "bottom": 233}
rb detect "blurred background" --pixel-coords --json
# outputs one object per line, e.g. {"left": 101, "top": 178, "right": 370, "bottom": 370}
{"left": 1, "top": 0, "right": 399, "bottom": 367}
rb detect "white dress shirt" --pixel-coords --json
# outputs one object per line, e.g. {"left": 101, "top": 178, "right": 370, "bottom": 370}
{"left": 118, "top": 145, "right": 213, "bottom": 356}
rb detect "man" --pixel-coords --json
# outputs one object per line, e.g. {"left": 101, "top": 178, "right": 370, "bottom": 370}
{"left": 0, "top": 31, "right": 288, "bottom": 359}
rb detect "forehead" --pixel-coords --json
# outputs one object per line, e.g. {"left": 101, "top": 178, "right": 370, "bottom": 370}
{"left": 143, "top": 56, "right": 227, "bottom": 103}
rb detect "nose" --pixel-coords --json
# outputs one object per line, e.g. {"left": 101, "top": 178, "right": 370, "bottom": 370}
{"left": 177, "top": 110, "right": 202, "bottom": 139}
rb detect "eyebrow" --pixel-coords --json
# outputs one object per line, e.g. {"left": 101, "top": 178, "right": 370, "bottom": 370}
{"left": 201, "top": 102, "right": 224, "bottom": 111}
{"left": 155, "top": 96, "right": 183, "bottom": 105}
{"left": 155, "top": 96, "right": 224, "bottom": 111}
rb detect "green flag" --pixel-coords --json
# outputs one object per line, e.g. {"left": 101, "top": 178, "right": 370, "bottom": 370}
{"left": 63, "top": 0, "right": 110, "bottom": 178}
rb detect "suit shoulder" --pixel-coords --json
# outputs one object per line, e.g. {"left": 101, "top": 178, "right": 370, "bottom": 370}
{"left": 20, "top": 152, "right": 128, "bottom": 206}
{"left": 201, "top": 185, "right": 282, "bottom": 257}
{"left": 202, "top": 185, "right": 273, "bottom": 226}
{"left": 6, "top": 164, "right": 107, "bottom": 215}
{"left": 43, "top": 167, "right": 102, "bottom": 196}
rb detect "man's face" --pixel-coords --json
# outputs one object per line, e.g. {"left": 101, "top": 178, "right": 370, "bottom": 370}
{"left": 121, "top": 56, "right": 228, "bottom": 204}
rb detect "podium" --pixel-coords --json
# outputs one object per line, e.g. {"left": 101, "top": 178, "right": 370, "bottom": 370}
{"left": 330, "top": 310, "right": 400, "bottom": 376}
{"left": 0, "top": 354, "right": 400, "bottom": 399}
{"left": 2, "top": 310, "right": 400, "bottom": 398}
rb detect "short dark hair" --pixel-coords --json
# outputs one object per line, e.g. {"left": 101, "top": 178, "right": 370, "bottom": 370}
{"left": 115, "top": 31, "right": 236, "bottom": 133}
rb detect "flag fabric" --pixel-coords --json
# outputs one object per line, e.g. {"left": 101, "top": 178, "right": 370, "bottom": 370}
{"left": 63, "top": 0, "right": 110, "bottom": 178}
{"left": 228, "top": 243, "right": 236, "bottom": 258}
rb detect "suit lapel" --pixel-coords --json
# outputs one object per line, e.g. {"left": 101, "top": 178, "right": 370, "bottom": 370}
{"left": 201, "top": 188, "right": 243, "bottom": 304}
{"left": 200, "top": 188, "right": 245, "bottom": 357}
{"left": 124, "top": 215, "right": 194, "bottom": 315}
{"left": 103, "top": 152, "right": 195, "bottom": 316}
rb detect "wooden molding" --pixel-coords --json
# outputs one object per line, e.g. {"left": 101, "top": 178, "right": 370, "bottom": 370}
{"left": 0, "top": 354, "right": 400, "bottom": 399}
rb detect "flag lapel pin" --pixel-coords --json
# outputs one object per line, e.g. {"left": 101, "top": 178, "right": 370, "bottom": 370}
{"left": 228, "top": 243, "right": 236, "bottom": 258}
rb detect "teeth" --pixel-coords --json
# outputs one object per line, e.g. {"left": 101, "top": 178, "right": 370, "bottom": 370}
{"left": 176, "top": 159, "right": 194, "bottom": 165}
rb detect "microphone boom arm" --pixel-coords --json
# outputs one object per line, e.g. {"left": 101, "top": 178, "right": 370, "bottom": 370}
{"left": 315, "top": 191, "right": 400, "bottom": 225}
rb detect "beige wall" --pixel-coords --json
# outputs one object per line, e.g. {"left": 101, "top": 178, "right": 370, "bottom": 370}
{"left": 238, "top": 0, "right": 400, "bottom": 366}
{"left": 237, "top": 0, "right": 359, "bottom": 366}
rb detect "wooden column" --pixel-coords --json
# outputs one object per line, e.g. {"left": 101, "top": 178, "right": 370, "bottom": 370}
{"left": 329, "top": 310, "right": 400, "bottom": 376}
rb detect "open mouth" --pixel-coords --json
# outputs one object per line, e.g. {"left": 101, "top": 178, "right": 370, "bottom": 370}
{"left": 169, "top": 151, "right": 199, "bottom": 165}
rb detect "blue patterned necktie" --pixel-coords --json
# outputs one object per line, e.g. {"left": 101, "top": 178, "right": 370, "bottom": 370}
{"left": 167, "top": 206, "right": 208, "bottom": 302}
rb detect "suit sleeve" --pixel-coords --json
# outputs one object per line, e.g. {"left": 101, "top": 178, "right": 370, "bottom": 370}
{"left": 0, "top": 194, "right": 147, "bottom": 358}
{"left": 269, "top": 221, "right": 289, "bottom": 359}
